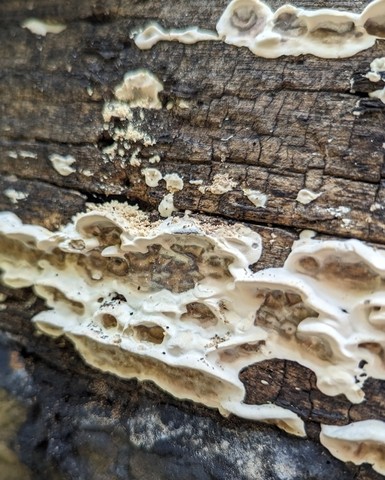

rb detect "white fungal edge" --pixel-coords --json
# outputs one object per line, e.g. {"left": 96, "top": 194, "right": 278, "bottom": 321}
{"left": 134, "top": 23, "right": 219, "bottom": 50}
{"left": 21, "top": 18, "right": 67, "bottom": 36}
{"left": 114, "top": 70, "right": 163, "bottom": 109}
{"left": 320, "top": 421, "right": 385, "bottom": 475}
{"left": 134, "top": 0, "right": 385, "bottom": 59}
{"left": 296, "top": 189, "right": 322, "bottom": 205}
{"left": 365, "top": 57, "right": 385, "bottom": 104}
{"left": 49, "top": 154, "right": 76, "bottom": 176}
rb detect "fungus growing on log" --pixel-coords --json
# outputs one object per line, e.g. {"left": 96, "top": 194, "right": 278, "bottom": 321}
{"left": 134, "top": 0, "right": 385, "bottom": 58}
{"left": 2, "top": 203, "right": 385, "bottom": 442}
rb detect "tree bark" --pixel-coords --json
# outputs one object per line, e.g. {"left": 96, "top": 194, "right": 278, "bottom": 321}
{"left": 0, "top": 0, "right": 384, "bottom": 479}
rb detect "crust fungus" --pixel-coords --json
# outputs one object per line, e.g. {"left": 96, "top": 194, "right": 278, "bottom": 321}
{"left": 216, "top": 0, "right": 273, "bottom": 50}
{"left": 134, "top": 23, "right": 218, "bottom": 50}
{"left": 2, "top": 202, "right": 385, "bottom": 442}
{"left": 21, "top": 18, "right": 67, "bottom": 36}
{"left": 134, "top": 0, "right": 385, "bottom": 59}
{"left": 114, "top": 70, "right": 163, "bottom": 109}
{"left": 320, "top": 421, "right": 385, "bottom": 475}
{"left": 360, "top": 0, "right": 385, "bottom": 38}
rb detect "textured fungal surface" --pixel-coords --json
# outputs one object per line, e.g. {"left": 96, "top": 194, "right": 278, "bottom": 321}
{"left": 320, "top": 420, "right": 385, "bottom": 475}
{"left": 2, "top": 203, "right": 385, "bottom": 442}
{"left": 134, "top": 0, "right": 385, "bottom": 58}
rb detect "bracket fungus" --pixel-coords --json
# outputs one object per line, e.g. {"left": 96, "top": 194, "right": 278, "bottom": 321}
{"left": 320, "top": 421, "right": 385, "bottom": 475}
{"left": 134, "top": 0, "right": 385, "bottom": 59}
{"left": 2, "top": 203, "right": 385, "bottom": 440}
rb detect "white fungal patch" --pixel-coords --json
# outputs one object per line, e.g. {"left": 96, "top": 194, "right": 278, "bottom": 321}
{"left": 21, "top": 18, "right": 67, "bottom": 36}
{"left": 149, "top": 154, "right": 161, "bottom": 164}
{"left": 3, "top": 189, "right": 28, "bottom": 205}
{"left": 296, "top": 189, "right": 322, "bottom": 205}
{"left": 243, "top": 188, "right": 268, "bottom": 208}
{"left": 198, "top": 173, "right": 237, "bottom": 195}
{"left": 114, "top": 70, "right": 163, "bottom": 109}
{"left": 2, "top": 204, "right": 385, "bottom": 442}
{"left": 134, "top": 0, "right": 385, "bottom": 59}
{"left": 19, "top": 151, "right": 37, "bottom": 159}
{"left": 102, "top": 70, "right": 162, "bottom": 162}
{"left": 134, "top": 23, "right": 218, "bottom": 50}
{"left": 49, "top": 154, "right": 76, "bottom": 176}
{"left": 158, "top": 193, "right": 176, "bottom": 217}
{"left": 0, "top": 204, "right": 305, "bottom": 436}
{"left": 320, "top": 421, "right": 385, "bottom": 475}
{"left": 164, "top": 173, "right": 184, "bottom": 192}
{"left": 142, "top": 168, "right": 163, "bottom": 187}
{"left": 365, "top": 57, "right": 385, "bottom": 104}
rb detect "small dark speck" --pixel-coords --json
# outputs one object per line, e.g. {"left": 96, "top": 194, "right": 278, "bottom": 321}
{"left": 359, "top": 359, "right": 368, "bottom": 369}
{"left": 162, "top": 352, "right": 166, "bottom": 355}
{"left": 137, "top": 286, "right": 141, "bottom": 291}
{"left": 341, "top": 308, "right": 348, "bottom": 313}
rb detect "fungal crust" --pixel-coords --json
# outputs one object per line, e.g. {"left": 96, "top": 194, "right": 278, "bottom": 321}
{"left": 2, "top": 205, "right": 385, "bottom": 438}
{"left": 320, "top": 421, "right": 385, "bottom": 475}
{"left": 133, "top": 0, "right": 385, "bottom": 59}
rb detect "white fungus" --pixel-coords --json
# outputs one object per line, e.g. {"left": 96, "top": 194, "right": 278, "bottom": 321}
{"left": 49, "top": 154, "right": 76, "bottom": 176}
{"left": 134, "top": 23, "right": 219, "bottom": 50}
{"left": 21, "top": 18, "right": 67, "bottom": 36}
{"left": 296, "top": 189, "right": 322, "bottom": 205}
{"left": 134, "top": 0, "right": 385, "bottom": 59}
{"left": 320, "top": 421, "right": 385, "bottom": 475}
{"left": 2, "top": 203, "right": 385, "bottom": 444}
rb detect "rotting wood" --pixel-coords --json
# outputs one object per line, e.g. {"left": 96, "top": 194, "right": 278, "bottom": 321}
{"left": 0, "top": 1, "right": 385, "bottom": 478}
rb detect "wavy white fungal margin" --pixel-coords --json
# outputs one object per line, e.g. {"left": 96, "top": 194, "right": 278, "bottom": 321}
{"left": 21, "top": 18, "right": 67, "bottom": 36}
{"left": 134, "top": 23, "right": 219, "bottom": 50}
{"left": 133, "top": 0, "right": 385, "bottom": 58}
{"left": 3, "top": 204, "right": 385, "bottom": 440}
{"left": 320, "top": 421, "right": 385, "bottom": 475}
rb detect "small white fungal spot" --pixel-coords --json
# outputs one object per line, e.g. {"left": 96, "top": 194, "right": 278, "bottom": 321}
{"left": 142, "top": 168, "right": 163, "bottom": 187}
{"left": 130, "top": 148, "right": 142, "bottom": 167}
{"left": 114, "top": 70, "right": 163, "bottom": 109}
{"left": 49, "top": 154, "right": 76, "bottom": 176}
{"left": 199, "top": 173, "right": 237, "bottom": 195}
{"left": 4, "top": 189, "right": 28, "bottom": 204}
{"left": 158, "top": 193, "right": 176, "bottom": 217}
{"left": 19, "top": 151, "right": 37, "bottom": 159}
{"left": 243, "top": 188, "right": 268, "bottom": 208}
{"left": 296, "top": 189, "right": 322, "bottom": 205}
{"left": 21, "top": 18, "right": 67, "bottom": 36}
{"left": 365, "top": 57, "right": 385, "bottom": 103}
{"left": 149, "top": 155, "right": 161, "bottom": 164}
{"left": 164, "top": 173, "right": 184, "bottom": 192}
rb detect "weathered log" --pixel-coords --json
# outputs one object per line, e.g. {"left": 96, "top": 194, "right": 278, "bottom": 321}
{"left": 0, "top": 0, "right": 385, "bottom": 478}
